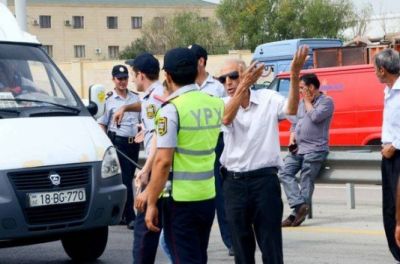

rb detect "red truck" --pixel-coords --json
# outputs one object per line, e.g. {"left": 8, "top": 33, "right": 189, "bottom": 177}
{"left": 268, "top": 64, "right": 385, "bottom": 146}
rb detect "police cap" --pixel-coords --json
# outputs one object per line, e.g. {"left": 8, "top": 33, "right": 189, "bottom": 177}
{"left": 112, "top": 65, "right": 129, "bottom": 78}
{"left": 125, "top": 52, "right": 160, "bottom": 75}
{"left": 163, "top": 48, "right": 197, "bottom": 75}
{"left": 188, "top": 44, "right": 208, "bottom": 61}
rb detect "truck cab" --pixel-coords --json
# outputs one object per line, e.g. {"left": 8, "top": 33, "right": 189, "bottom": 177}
{"left": 253, "top": 38, "right": 343, "bottom": 85}
{"left": 0, "top": 3, "right": 126, "bottom": 261}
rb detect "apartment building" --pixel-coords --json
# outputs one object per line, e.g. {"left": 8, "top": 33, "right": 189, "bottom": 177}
{"left": 8, "top": 0, "right": 217, "bottom": 62}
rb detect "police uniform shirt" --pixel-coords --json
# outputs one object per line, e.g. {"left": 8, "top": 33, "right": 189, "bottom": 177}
{"left": 156, "top": 84, "right": 199, "bottom": 148}
{"left": 220, "top": 89, "right": 288, "bottom": 172}
{"left": 98, "top": 90, "right": 141, "bottom": 137}
{"left": 141, "top": 81, "right": 165, "bottom": 156}
{"left": 197, "top": 74, "right": 226, "bottom": 98}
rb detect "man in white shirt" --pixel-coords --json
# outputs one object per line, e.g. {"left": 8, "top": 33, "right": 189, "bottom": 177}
{"left": 219, "top": 46, "right": 309, "bottom": 264}
{"left": 374, "top": 49, "right": 400, "bottom": 262}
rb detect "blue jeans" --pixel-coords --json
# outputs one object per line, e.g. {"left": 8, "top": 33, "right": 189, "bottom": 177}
{"left": 279, "top": 151, "right": 328, "bottom": 212}
{"left": 222, "top": 169, "right": 283, "bottom": 264}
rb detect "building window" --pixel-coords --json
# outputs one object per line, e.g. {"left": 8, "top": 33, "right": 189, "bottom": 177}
{"left": 131, "top": 16, "right": 142, "bottom": 29}
{"left": 153, "top": 17, "right": 165, "bottom": 27}
{"left": 42, "top": 45, "right": 53, "bottom": 57}
{"left": 107, "top": 16, "right": 118, "bottom": 29}
{"left": 74, "top": 45, "right": 85, "bottom": 58}
{"left": 39, "top": 15, "right": 51, "bottom": 28}
{"left": 108, "top": 46, "right": 119, "bottom": 59}
{"left": 73, "top": 16, "right": 84, "bottom": 29}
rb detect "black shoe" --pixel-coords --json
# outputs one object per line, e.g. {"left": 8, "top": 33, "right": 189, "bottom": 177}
{"left": 282, "top": 215, "right": 296, "bottom": 227}
{"left": 228, "top": 247, "right": 234, "bottom": 256}
{"left": 127, "top": 220, "right": 135, "bottom": 230}
{"left": 292, "top": 204, "right": 309, "bottom": 227}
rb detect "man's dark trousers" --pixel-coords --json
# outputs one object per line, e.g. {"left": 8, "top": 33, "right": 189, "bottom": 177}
{"left": 382, "top": 150, "right": 400, "bottom": 261}
{"left": 214, "top": 133, "right": 232, "bottom": 250}
{"left": 163, "top": 198, "right": 215, "bottom": 264}
{"left": 223, "top": 168, "right": 283, "bottom": 264}
{"left": 114, "top": 137, "right": 140, "bottom": 224}
{"left": 133, "top": 197, "right": 164, "bottom": 264}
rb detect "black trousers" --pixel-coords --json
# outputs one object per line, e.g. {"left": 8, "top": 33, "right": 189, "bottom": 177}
{"left": 382, "top": 150, "right": 400, "bottom": 261}
{"left": 214, "top": 133, "right": 232, "bottom": 250}
{"left": 133, "top": 197, "right": 165, "bottom": 264}
{"left": 163, "top": 197, "right": 215, "bottom": 264}
{"left": 113, "top": 137, "right": 140, "bottom": 223}
{"left": 222, "top": 168, "right": 283, "bottom": 264}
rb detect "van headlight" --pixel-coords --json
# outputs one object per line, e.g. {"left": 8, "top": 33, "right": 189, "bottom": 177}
{"left": 101, "top": 146, "right": 121, "bottom": 178}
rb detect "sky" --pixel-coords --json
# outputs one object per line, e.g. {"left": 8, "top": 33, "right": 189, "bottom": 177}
{"left": 204, "top": 0, "right": 400, "bottom": 15}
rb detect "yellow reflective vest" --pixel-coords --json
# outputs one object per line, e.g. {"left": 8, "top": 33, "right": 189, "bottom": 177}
{"left": 169, "top": 90, "right": 224, "bottom": 202}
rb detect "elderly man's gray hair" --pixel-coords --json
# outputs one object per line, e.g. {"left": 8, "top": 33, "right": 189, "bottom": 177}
{"left": 224, "top": 58, "right": 247, "bottom": 70}
{"left": 374, "top": 49, "right": 400, "bottom": 75}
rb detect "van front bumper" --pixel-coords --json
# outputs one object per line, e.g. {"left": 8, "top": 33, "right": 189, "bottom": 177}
{"left": 0, "top": 161, "right": 126, "bottom": 242}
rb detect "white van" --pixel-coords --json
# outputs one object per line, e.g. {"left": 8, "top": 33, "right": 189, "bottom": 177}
{"left": 0, "top": 4, "right": 126, "bottom": 261}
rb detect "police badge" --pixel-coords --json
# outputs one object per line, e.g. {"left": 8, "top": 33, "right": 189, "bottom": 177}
{"left": 146, "top": 104, "right": 156, "bottom": 119}
{"left": 157, "top": 117, "right": 167, "bottom": 136}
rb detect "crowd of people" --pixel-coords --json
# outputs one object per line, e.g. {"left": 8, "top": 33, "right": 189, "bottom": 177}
{"left": 96, "top": 45, "right": 400, "bottom": 264}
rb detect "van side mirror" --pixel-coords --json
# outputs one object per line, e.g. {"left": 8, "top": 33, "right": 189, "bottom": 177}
{"left": 88, "top": 84, "right": 106, "bottom": 119}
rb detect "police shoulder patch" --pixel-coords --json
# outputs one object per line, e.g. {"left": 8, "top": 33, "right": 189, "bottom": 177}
{"left": 157, "top": 117, "right": 168, "bottom": 136}
{"left": 146, "top": 104, "right": 156, "bottom": 119}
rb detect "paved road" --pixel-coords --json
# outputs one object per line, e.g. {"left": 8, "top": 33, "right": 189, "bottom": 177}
{"left": 0, "top": 184, "right": 396, "bottom": 264}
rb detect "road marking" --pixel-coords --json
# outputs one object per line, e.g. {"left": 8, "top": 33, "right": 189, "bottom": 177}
{"left": 283, "top": 226, "right": 384, "bottom": 236}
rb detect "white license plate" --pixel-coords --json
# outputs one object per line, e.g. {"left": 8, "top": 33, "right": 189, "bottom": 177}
{"left": 28, "top": 188, "right": 86, "bottom": 207}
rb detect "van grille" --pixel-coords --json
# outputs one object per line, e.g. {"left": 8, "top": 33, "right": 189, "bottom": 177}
{"left": 9, "top": 167, "right": 90, "bottom": 191}
{"left": 7, "top": 165, "right": 92, "bottom": 226}
{"left": 25, "top": 203, "right": 87, "bottom": 225}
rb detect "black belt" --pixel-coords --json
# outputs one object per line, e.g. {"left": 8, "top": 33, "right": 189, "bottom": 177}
{"left": 224, "top": 167, "right": 278, "bottom": 180}
{"left": 114, "top": 135, "right": 136, "bottom": 144}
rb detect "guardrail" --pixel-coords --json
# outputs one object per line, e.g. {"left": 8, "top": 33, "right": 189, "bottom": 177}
{"left": 137, "top": 146, "right": 382, "bottom": 216}
{"left": 280, "top": 146, "right": 382, "bottom": 217}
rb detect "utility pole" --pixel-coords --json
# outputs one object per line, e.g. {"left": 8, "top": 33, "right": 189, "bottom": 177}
{"left": 15, "top": 0, "right": 27, "bottom": 31}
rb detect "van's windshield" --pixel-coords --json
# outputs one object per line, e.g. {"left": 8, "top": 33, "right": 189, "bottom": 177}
{"left": 0, "top": 43, "right": 79, "bottom": 112}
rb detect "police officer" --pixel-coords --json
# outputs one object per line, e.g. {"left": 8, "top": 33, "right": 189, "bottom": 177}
{"left": 145, "top": 47, "right": 224, "bottom": 264}
{"left": 98, "top": 64, "right": 140, "bottom": 230}
{"left": 189, "top": 43, "right": 233, "bottom": 256}
{"left": 114, "top": 53, "right": 168, "bottom": 263}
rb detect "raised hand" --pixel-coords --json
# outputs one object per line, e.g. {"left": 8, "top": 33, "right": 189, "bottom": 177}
{"left": 291, "top": 45, "right": 309, "bottom": 75}
{"left": 235, "top": 61, "right": 264, "bottom": 96}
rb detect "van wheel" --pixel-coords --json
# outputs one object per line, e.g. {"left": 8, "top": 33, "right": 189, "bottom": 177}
{"left": 61, "top": 226, "right": 108, "bottom": 262}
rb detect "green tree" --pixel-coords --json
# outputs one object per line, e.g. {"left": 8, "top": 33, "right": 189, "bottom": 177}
{"left": 119, "top": 12, "right": 229, "bottom": 59}
{"left": 217, "top": 0, "right": 357, "bottom": 50}
{"left": 119, "top": 38, "right": 148, "bottom": 59}
{"left": 216, "top": 0, "right": 272, "bottom": 49}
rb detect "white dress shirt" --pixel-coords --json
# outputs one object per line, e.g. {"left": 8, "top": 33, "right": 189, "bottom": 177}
{"left": 382, "top": 77, "right": 400, "bottom": 149}
{"left": 197, "top": 73, "right": 226, "bottom": 98}
{"left": 220, "top": 89, "right": 287, "bottom": 171}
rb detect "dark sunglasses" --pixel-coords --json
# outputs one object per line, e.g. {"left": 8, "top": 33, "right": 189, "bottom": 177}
{"left": 116, "top": 77, "right": 128, "bottom": 81}
{"left": 218, "top": 71, "right": 239, "bottom": 84}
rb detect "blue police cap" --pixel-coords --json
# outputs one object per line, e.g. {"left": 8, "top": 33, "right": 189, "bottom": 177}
{"left": 163, "top": 48, "right": 197, "bottom": 74}
{"left": 188, "top": 44, "right": 208, "bottom": 61}
{"left": 112, "top": 65, "right": 129, "bottom": 78}
{"left": 125, "top": 52, "right": 160, "bottom": 75}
